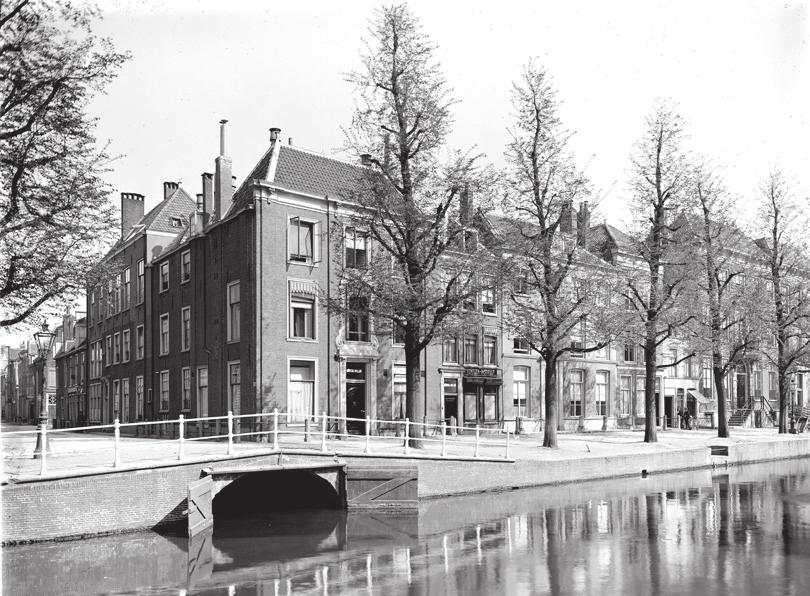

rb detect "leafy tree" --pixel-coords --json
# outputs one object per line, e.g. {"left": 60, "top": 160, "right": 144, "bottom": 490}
{"left": 753, "top": 170, "right": 810, "bottom": 433}
{"left": 0, "top": 0, "right": 128, "bottom": 328}
{"left": 501, "top": 62, "right": 622, "bottom": 448}
{"left": 337, "top": 4, "right": 501, "bottom": 446}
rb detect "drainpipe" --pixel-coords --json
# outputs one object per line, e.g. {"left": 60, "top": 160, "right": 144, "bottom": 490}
{"left": 326, "top": 195, "right": 331, "bottom": 418}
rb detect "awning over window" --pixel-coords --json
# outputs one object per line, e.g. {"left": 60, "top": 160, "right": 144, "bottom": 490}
{"left": 289, "top": 280, "right": 318, "bottom": 295}
{"left": 687, "top": 389, "right": 713, "bottom": 404}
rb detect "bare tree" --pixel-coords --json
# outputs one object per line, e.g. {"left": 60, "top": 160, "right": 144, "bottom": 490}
{"left": 681, "top": 162, "right": 767, "bottom": 438}
{"left": 501, "top": 62, "right": 623, "bottom": 448}
{"left": 336, "top": 4, "right": 501, "bottom": 447}
{"left": 0, "top": 0, "right": 128, "bottom": 328}
{"left": 624, "top": 102, "right": 695, "bottom": 443}
{"left": 753, "top": 170, "right": 810, "bottom": 433}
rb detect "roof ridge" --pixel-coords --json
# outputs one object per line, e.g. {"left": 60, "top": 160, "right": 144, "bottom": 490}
{"left": 279, "top": 143, "right": 364, "bottom": 170}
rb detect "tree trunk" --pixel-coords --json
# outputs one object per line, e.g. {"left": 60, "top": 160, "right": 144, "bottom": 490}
{"left": 542, "top": 355, "right": 558, "bottom": 448}
{"left": 778, "top": 365, "right": 789, "bottom": 434}
{"left": 404, "top": 336, "right": 425, "bottom": 449}
{"left": 644, "top": 336, "right": 658, "bottom": 443}
{"left": 713, "top": 361, "right": 729, "bottom": 438}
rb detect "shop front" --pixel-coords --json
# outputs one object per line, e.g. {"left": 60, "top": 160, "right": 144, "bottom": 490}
{"left": 462, "top": 366, "right": 502, "bottom": 428}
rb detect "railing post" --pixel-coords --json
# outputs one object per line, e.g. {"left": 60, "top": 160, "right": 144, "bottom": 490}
{"left": 441, "top": 420, "right": 447, "bottom": 457}
{"left": 273, "top": 408, "right": 279, "bottom": 450}
{"left": 474, "top": 425, "right": 480, "bottom": 458}
{"left": 227, "top": 411, "right": 234, "bottom": 455}
{"left": 39, "top": 423, "right": 47, "bottom": 475}
{"left": 404, "top": 418, "right": 410, "bottom": 455}
{"left": 364, "top": 416, "right": 371, "bottom": 454}
{"left": 505, "top": 430, "right": 511, "bottom": 460}
{"left": 113, "top": 418, "right": 121, "bottom": 468}
{"left": 177, "top": 414, "right": 185, "bottom": 461}
{"left": 321, "top": 411, "right": 327, "bottom": 452}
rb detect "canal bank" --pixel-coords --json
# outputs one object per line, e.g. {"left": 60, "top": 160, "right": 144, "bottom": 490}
{"left": 2, "top": 428, "right": 809, "bottom": 544}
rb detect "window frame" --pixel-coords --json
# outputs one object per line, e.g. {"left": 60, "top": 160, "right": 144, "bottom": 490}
{"left": 136, "top": 259, "right": 145, "bottom": 304}
{"left": 159, "top": 262, "right": 169, "bottom": 293}
{"left": 181, "top": 306, "right": 191, "bottom": 351}
{"left": 122, "top": 328, "right": 131, "bottom": 363}
{"left": 569, "top": 369, "right": 584, "bottom": 417}
{"left": 513, "top": 366, "right": 530, "bottom": 418}
{"left": 227, "top": 281, "right": 241, "bottom": 342}
{"left": 159, "top": 313, "right": 170, "bottom": 356}
{"left": 136, "top": 325, "right": 144, "bottom": 360}
{"left": 595, "top": 370, "right": 609, "bottom": 417}
{"left": 159, "top": 370, "right": 170, "bottom": 412}
{"left": 289, "top": 292, "right": 316, "bottom": 341}
{"left": 287, "top": 216, "right": 321, "bottom": 265}
{"left": 180, "top": 250, "right": 191, "bottom": 283}
{"left": 347, "top": 295, "right": 370, "bottom": 342}
{"left": 181, "top": 367, "right": 191, "bottom": 412}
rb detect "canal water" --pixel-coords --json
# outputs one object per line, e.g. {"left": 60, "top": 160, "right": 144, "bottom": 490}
{"left": 4, "top": 458, "right": 810, "bottom": 595}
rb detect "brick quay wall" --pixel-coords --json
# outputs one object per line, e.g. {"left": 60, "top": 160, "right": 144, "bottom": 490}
{"left": 3, "top": 434, "right": 810, "bottom": 544}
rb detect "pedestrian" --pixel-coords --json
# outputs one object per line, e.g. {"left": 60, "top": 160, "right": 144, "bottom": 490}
{"left": 684, "top": 409, "right": 691, "bottom": 431}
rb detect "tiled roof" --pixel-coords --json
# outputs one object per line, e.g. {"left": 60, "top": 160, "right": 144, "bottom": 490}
{"left": 139, "top": 187, "right": 196, "bottom": 234}
{"left": 604, "top": 224, "right": 635, "bottom": 251}
{"left": 230, "top": 143, "right": 365, "bottom": 215}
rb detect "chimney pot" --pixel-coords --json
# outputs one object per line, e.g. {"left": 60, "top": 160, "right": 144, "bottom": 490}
{"left": 288, "top": 137, "right": 293, "bottom": 146}
{"left": 120, "top": 192, "right": 145, "bottom": 239}
{"left": 163, "top": 181, "right": 179, "bottom": 200}
{"left": 219, "top": 119, "right": 228, "bottom": 156}
{"left": 269, "top": 127, "right": 281, "bottom": 142}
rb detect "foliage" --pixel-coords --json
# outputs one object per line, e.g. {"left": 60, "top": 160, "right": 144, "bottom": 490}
{"left": 0, "top": 0, "right": 128, "bottom": 328}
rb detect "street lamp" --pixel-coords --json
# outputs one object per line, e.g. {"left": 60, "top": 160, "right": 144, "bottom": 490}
{"left": 33, "top": 322, "right": 56, "bottom": 458}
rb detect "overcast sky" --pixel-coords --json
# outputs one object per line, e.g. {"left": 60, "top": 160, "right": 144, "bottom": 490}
{"left": 89, "top": 0, "right": 809, "bottom": 227}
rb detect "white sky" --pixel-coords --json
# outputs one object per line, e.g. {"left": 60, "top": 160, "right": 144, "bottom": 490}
{"left": 2, "top": 0, "right": 808, "bottom": 342}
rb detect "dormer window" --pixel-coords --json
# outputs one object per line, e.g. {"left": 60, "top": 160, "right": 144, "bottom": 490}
{"left": 170, "top": 217, "right": 183, "bottom": 228}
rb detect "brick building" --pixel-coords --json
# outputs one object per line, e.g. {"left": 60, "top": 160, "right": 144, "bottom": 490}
{"left": 54, "top": 307, "right": 87, "bottom": 427}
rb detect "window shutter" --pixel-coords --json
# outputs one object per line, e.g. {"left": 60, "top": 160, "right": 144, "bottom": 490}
{"left": 313, "top": 221, "right": 322, "bottom": 263}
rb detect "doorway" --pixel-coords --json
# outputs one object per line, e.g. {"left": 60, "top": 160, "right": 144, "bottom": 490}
{"left": 443, "top": 377, "right": 459, "bottom": 425}
{"left": 736, "top": 367, "right": 747, "bottom": 409}
{"left": 345, "top": 362, "right": 366, "bottom": 434}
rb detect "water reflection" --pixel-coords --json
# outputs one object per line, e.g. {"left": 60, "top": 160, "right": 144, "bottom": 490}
{"left": 4, "top": 458, "right": 810, "bottom": 595}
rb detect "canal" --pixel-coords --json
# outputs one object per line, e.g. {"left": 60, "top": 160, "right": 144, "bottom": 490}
{"left": 4, "top": 458, "right": 810, "bottom": 595}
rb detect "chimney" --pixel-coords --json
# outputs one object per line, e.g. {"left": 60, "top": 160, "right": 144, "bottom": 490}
{"left": 559, "top": 200, "right": 577, "bottom": 234}
{"left": 459, "top": 183, "right": 472, "bottom": 227}
{"left": 577, "top": 201, "right": 590, "bottom": 248}
{"left": 214, "top": 119, "right": 234, "bottom": 220}
{"left": 62, "top": 305, "right": 75, "bottom": 341}
{"left": 201, "top": 172, "right": 213, "bottom": 214}
{"left": 163, "top": 181, "right": 178, "bottom": 200}
{"left": 360, "top": 153, "right": 373, "bottom": 167}
{"left": 288, "top": 137, "right": 293, "bottom": 146}
{"left": 269, "top": 127, "right": 281, "bottom": 143}
{"left": 120, "top": 192, "right": 145, "bottom": 238}
{"left": 196, "top": 193, "right": 204, "bottom": 213}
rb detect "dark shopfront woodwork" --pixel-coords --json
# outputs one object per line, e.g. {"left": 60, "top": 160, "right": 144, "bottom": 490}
{"left": 346, "top": 362, "right": 367, "bottom": 434}
{"left": 463, "top": 367, "right": 502, "bottom": 426}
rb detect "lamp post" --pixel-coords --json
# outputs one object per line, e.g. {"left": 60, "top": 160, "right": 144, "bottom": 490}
{"left": 33, "top": 322, "right": 56, "bottom": 458}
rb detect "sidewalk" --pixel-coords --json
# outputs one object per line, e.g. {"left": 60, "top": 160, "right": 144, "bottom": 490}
{"left": 3, "top": 421, "right": 803, "bottom": 481}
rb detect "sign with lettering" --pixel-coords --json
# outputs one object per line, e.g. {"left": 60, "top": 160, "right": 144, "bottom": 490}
{"left": 463, "top": 367, "right": 502, "bottom": 380}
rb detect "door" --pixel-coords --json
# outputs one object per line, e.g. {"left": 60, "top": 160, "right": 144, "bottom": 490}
{"left": 346, "top": 363, "right": 366, "bottom": 434}
{"left": 187, "top": 476, "right": 214, "bottom": 537}
{"left": 443, "top": 378, "right": 459, "bottom": 426}
{"left": 736, "top": 370, "right": 747, "bottom": 409}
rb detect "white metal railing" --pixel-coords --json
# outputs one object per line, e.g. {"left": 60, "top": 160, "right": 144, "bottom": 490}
{"left": 2, "top": 410, "right": 515, "bottom": 476}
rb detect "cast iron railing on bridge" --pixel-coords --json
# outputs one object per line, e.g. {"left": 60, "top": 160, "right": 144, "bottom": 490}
{"left": 2, "top": 411, "right": 515, "bottom": 477}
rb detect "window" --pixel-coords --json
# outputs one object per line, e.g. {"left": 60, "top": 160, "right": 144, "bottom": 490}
{"left": 345, "top": 228, "right": 368, "bottom": 268}
{"left": 182, "top": 367, "right": 191, "bottom": 411}
{"left": 181, "top": 250, "right": 191, "bottom": 283}
{"left": 113, "top": 278, "right": 121, "bottom": 313}
{"left": 137, "top": 259, "right": 145, "bottom": 303}
{"left": 636, "top": 376, "right": 646, "bottom": 412}
{"left": 159, "top": 262, "right": 169, "bottom": 292}
{"left": 513, "top": 337, "right": 529, "bottom": 354}
{"left": 90, "top": 289, "right": 96, "bottom": 324}
{"left": 347, "top": 296, "right": 369, "bottom": 342}
{"left": 570, "top": 325, "right": 585, "bottom": 358}
{"left": 443, "top": 337, "right": 458, "bottom": 363}
{"left": 112, "top": 379, "right": 121, "bottom": 418}
{"left": 197, "top": 367, "right": 208, "bottom": 418}
{"left": 393, "top": 318, "right": 406, "bottom": 345}
{"left": 122, "top": 268, "right": 131, "bottom": 310}
{"left": 136, "top": 325, "right": 144, "bottom": 360}
{"left": 105, "top": 335, "right": 112, "bottom": 366}
{"left": 181, "top": 307, "right": 191, "bottom": 351}
{"left": 595, "top": 371, "right": 609, "bottom": 416}
{"left": 121, "top": 378, "right": 130, "bottom": 423}
{"left": 288, "top": 217, "right": 315, "bottom": 263}
{"left": 107, "top": 280, "right": 114, "bottom": 316}
{"left": 620, "top": 375, "right": 632, "bottom": 415}
{"left": 670, "top": 349, "right": 679, "bottom": 376}
{"left": 290, "top": 294, "right": 315, "bottom": 339}
{"left": 135, "top": 376, "right": 144, "bottom": 421}
{"left": 462, "top": 290, "right": 476, "bottom": 312}
{"left": 229, "top": 362, "right": 241, "bottom": 415}
{"left": 159, "top": 370, "right": 169, "bottom": 412}
{"left": 569, "top": 370, "right": 584, "bottom": 417}
{"left": 393, "top": 364, "right": 406, "bottom": 419}
{"left": 122, "top": 329, "right": 130, "bottom": 363}
{"left": 89, "top": 382, "right": 101, "bottom": 423}
{"left": 159, "top": 313, "right": 169, "bottom": 355}
{"left": 227, "top": 281, "right": 240, "bottom": 342}
{"left": 464, "top": 335, "right": 478, "bottom": 364}
{"left": 513, "top": 366, "right": 529, "bottom": 417}
{"left": 483, "top": 335, "right": 497, "bottom": 365}
{"left": 480, "top": 280, "right": 496, "bottom": 314}
{"left": 170, "top": 216, "right": 183, "bottom": 228}
{"left": 113, "top": 332, "right": 121, "bottom": 364}
{"left": 702, "top": 358, "right": 712, "bottom": 390}
{"left": 623, "top": 343, "right": 635, "bottom": 363}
